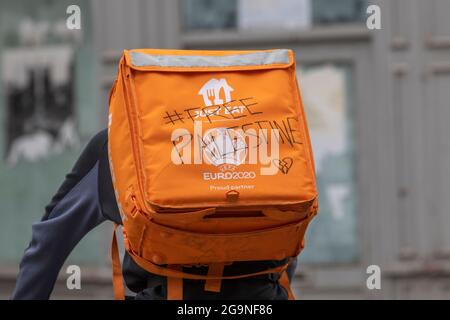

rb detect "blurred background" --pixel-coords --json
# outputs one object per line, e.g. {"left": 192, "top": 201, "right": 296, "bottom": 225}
{"left": 1, "top": 0, "right": 450, "bottom": 299}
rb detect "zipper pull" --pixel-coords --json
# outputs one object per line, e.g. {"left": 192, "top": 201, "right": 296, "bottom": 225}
{"left": 125, "top": 186, "right": 139, "bottom": 218}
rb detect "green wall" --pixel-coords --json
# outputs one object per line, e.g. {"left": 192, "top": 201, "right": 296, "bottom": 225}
{"left": 0, "top": 0, "right": 106, "bottom": 265}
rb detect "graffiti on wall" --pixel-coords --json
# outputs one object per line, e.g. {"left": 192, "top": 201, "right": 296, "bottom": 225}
{"left": 3, "top": 46, "right": 79, "bottom": 166}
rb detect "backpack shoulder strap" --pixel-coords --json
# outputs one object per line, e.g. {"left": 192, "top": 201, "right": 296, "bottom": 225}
{"left": 279, "top": 269, "right": 296, "bottom": 300}
{"left": 111, "top": 223, "right": 125, "bottom": 300}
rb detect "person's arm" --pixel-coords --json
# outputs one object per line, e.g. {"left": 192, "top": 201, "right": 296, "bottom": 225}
{"left": 11, "top": 130, "right": 110, "bottom": 300}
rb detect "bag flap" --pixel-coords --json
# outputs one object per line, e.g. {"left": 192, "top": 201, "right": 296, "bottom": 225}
{"left": 123, "top": 48, "right": 295, "bottom": 72}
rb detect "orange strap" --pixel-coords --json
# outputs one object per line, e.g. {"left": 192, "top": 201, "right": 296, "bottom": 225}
{"left": 128, "top": 247, "right": 292, "bottom": 281}
{"left": 204, "top": 263, "right": 225, "bottom": 293}
{"left": 111, "top": 224, "right": 125, "bottom": 300}
{"left": 279, "top": 270, "right": 295, "bottom": 300}
{"left": 167, "top": 265, "right": 183, "bottom": 300}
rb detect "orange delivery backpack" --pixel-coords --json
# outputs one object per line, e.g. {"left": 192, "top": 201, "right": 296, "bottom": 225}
{"left": 107, "top": 48, "right": 318, "bottom": 300}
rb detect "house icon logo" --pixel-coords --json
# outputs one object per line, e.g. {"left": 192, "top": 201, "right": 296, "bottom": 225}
{"left": 198, "top": 78, "right": 234, "bottom": 106}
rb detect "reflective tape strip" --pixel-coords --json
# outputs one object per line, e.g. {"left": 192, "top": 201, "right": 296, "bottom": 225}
{"left": 130, "top": 50, "right": 290, "bottom": 68}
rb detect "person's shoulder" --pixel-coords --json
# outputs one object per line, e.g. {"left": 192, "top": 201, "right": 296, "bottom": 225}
{"left": 86, "top": 129, "right": 108, "bottom": 151}
{"left": 77, "top": 129, "right": 108, "bottom": 162}
{"left": 89, "top": 129, "right": 108, "bottom": 147}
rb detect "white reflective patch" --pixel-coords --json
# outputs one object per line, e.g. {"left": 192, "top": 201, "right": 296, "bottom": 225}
{"left": 130, "top": 50, "right": 290, "bottom": 68}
